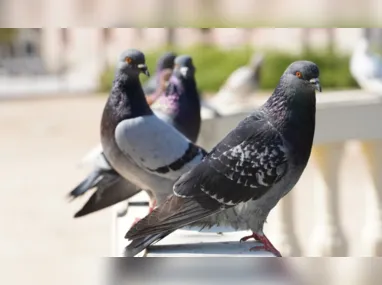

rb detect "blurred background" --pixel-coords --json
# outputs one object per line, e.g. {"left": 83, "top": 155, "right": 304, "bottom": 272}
{"left": 2, "top": 27, "right": 382, "bottom": 284}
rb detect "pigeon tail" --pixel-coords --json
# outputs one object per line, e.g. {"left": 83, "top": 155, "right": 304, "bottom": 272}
{"left": 68, "top": 169, "right": 103, "bottom": 198}
{"left": 73, "top": 175, "right": 141, "bottom": 218}
{"left": 125, "top": 194, "right": 223, "bottom": 240}
{"left": 124, "top": 232, "right": 169, "bottom": 257}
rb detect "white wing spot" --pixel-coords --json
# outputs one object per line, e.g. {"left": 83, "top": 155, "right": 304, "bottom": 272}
{"left": 225, "top": 172, "right": 234, "bottom": 180}
{"left": 200, "top": 187, "right": 236, "bottom": 206}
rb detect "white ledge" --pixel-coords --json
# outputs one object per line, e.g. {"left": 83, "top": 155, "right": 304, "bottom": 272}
{"left": 113, "top": 198, "right": 272, "bottom": 257}
{"left": 199, "top": 90, "right": 382, "bottom": 151}
{"left": 141, "top": 230, "right": 275, "bottom": 257}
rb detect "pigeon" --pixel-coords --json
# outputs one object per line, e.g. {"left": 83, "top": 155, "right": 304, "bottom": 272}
{"left": 143, "top": 51, "right": 177, "bottom": 96}
{"left": 145, "top": 68, "right": 173, "bottom": 106}
{"left": 68, "top": 54, "right": 204, "bottom": 218}
{"left": 151, "top": 55, "right": 202, "bottom": 142}
{"left": 214, "top": 52, "right": 264, "bottom": 102}
{"left": 350, "top": 36, "right": 382, "bottom": 94}
{"left": 125, "top": 60, "right": 321, "bottom": 257}
{"left": 100, "top": 48, "right": 207, "bottom": 205}
{"left": 144, "top": 51, "right": 220, "bottom": 117}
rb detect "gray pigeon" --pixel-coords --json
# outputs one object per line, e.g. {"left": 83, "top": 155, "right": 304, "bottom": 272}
{"left": 100, "top": 48, "right": 207, "bottom": 206}
{"left": 350, "top": 37, "right": 382, "bottom": 93}
{"left": 143, "top": 51, "right": 177, "bottom": 96}
{"left": 214, "top": 52, "right": 264, "bottom": 101}
{"left": 68, "top": 54, "right": 203, "bottom": 218}
{"left": 69, "top": 50, "right": 206, "bottom": 218}
{"left": 125, "top": 60, "right": 321, "bottom": 257}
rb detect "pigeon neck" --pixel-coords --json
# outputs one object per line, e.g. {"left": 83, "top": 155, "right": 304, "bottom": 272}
{"left": 181, "top": 77, "right": 199, "bottom": 102}
{"left": 164, "top": 75, "right": 201, "bottom": 142}
{"left": 170, "top": 76, "right": 201, "bottom": 109}
{"left": 109, "top": 73, "right": 153, "bottom": 120}
{"left": 265, "top": 76, "right": 315, "bottom": 120}
{"left": 264, "top": 77, "right": 316, "bottom": 161}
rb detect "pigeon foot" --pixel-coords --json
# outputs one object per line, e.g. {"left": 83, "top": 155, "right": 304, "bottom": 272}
{"left": 148, "top": 199, "right": 157, "bottom": 213}
{"left": 239, "top": 233, "right": 260, "bottom": 242}
{"left": 240, "top": 232, "right": 282, "bottom": 257}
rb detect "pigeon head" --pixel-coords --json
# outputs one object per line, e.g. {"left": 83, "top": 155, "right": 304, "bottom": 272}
{"left": 284, "top": 61, "right": 322, "bottom": 92}
{"left": 173, "top": 55, "right": 196, "bottom": 80}
{"left": 157, "top": 52, "right": 177, "bottom": 72}
{"left": 117, "top": 49, "right": 150, "bottom": 77}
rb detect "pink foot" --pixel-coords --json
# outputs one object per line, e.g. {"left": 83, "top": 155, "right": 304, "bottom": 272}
{"left": 240, "top": 233, "right": 261, "bottom": 242}
{"left": 240, "top": 232, "right": 282, "bottom": 257}
{"left": 148, "top": 200, "right": 157, "bottom": 213}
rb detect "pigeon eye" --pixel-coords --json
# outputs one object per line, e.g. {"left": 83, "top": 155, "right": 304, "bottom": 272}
{"left": 125, "top": 57, "right": 132, "bottom": 64}
{"left": 295, "top": 71, "right": 302, "bottom": 78}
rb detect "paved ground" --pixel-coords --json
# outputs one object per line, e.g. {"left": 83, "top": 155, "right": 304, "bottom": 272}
{"left": 0, "top": 95, "right": 109, "bottom": 285}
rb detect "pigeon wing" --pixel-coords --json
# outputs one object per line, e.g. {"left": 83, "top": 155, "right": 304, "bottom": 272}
{"left": 114, "top": 115, "right": 205, "bottom": 180}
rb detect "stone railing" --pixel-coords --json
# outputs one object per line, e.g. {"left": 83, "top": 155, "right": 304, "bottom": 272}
{"left": 111, "top": 90, "right": 382, "bottom": 257}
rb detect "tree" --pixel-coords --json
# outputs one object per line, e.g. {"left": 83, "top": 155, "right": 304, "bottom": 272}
{"left": 0, "top": 28, "right": 18, "bottom": 44}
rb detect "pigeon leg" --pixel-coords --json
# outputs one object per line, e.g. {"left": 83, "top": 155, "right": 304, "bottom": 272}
{"left": 240, "top": 232, "right": 282, "bottom": 257}
{"left": 250, "top": 233, "right": 282, "bottom": 257}
{"left": 148, "top": 199, "right": 157, "bottom": 213}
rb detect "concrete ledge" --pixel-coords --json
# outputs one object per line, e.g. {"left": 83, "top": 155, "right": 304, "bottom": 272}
{"left": 199, "top": 90, "right": 382, "bottom": 150}
{"left": 142, "top": 231, "right": 275, "bottom": 257}
{"left": 113, "top": 196, "right": 272, "bottom": 257}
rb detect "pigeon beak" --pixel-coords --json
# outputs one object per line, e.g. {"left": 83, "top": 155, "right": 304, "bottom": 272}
{"left": 310, "top": 78, "right": 322, "bottom": 92}
{"left": 138, "top": 64, "right": 150, "bottom": 77}
{"left": 179, "top": 66, "right": 189, "bottom": 78}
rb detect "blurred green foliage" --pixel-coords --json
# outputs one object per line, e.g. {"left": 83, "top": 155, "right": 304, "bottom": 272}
{"left": 0, "top": 28, "right": 18, "bottom": 43}
{"left": 99, "top": 45, "right": 358, "bottom": 94}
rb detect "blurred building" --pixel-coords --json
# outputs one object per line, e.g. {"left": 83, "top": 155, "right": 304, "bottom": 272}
{"left": 3, "top": 28, "right": 366, "bottom": 73}
{"left": 0, "top": 27, "right": 373, "bottom": 94}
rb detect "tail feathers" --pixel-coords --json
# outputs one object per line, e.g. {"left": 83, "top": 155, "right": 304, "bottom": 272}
{"left": 125, "top": 194, "right": 222, "bottom": 240}
{"left": 68, "top": 169, "right": 103, "bottom": 199}
{"left": 124, "top": 233, "right": 169, "bottom": 257}
{"left": 73, "top": 177, "right": 141, "bottom": 218}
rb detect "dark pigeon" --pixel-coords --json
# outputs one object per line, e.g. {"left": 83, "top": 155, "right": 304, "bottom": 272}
{"left": 152, "top": 55, "right": 201, "bottom": 142}
{"left": 143, "top": 51, "right": 177, "bottom": 96}
{"left": 125, "top": 60, "right": 321, "bottom": 257}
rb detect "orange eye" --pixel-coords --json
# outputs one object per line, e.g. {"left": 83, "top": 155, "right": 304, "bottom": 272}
{"left": 296, "top": 71, "right": 302, "bottom": 78}
{"left": 125, "top": 57, "right": 132, "bottom": 64}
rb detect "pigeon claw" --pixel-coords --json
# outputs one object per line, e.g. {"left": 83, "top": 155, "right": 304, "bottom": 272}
{"left": 240, "top": 232, "right": 282, "bottom": 257}
{"left": 239, "top": 233, "right": 261, "bottom": 243}
{"left": 249, "top": 234, "right": 282, "bottom": 257}
{"left": 249, "top": 244, "right": 282, "bottom": 257}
